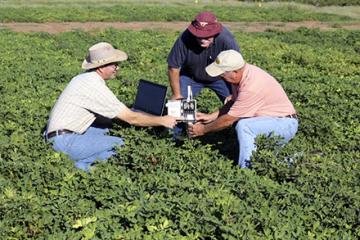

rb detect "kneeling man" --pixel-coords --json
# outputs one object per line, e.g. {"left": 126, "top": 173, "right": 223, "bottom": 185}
{"left": 188, "top": 50, "right": 298, "bottom": 168}
{"left": 45, "top": 42, "right": 177, "bottom": 171}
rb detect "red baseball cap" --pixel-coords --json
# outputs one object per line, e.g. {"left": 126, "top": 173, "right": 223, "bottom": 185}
{"left": 187, "top": 11, "right": 222, "bottom": 38}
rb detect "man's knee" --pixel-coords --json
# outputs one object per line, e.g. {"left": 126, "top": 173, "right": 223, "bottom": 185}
{"left": 112, "top": 137, "right": 125, "bottom": 147}
{"left": 235, "top": 120, "right": 249, "bottom": 134}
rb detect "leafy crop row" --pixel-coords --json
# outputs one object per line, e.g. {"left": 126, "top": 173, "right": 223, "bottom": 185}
{"left": 0, "top": 4, "right": 354, "bottom": 23}
{"left": 0, "top": 28, "right": 359, "bottom": 238}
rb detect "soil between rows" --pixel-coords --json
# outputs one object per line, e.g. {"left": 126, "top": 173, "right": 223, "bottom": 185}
{"left": 1, "top": 21, "right": 360, "bottom": 34}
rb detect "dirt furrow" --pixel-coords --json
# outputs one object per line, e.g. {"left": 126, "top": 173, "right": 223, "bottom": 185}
{"left": 1, "top": 21, "right": 360, "bottom": 34}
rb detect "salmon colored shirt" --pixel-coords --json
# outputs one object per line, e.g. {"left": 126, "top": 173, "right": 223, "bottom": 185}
{"left": 228, "top": 64, "right": 296, "bottom": 118}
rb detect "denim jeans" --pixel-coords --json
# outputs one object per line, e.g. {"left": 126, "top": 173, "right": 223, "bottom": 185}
{"left": 179, "top": 75, "right": 231, "bottom": 102}
{"left": 235, "top": 116, "right": 298, "bottom": 168}
{"left": 50, "top": 127, "right": 124, "bottom": 172}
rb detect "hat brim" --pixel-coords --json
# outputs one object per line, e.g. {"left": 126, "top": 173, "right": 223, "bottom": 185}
{"left": 81, "top": 50, "right": 128, "bottom": 70}
{"left": 206, "top": 62, "right": 225, "bottom": 77}
{"left": 188, "top": 23, "right": 222, "bottom": 38}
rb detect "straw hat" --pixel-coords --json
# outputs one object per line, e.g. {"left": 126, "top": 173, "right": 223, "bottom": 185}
{"left": 82, "top": 42, "right": 128, "bottom": 70}
{"left": 187, "top": 11, "right": 222, "bottom": 38}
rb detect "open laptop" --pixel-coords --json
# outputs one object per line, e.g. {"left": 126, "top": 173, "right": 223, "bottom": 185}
{"left": 132, "top": 79, "right": 167, "bottom": 116}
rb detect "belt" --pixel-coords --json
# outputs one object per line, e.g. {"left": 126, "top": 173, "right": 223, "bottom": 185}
{"left": 44, "top": 129, "right": 74, "bottom": 141}
{"left": 285, "top": 114, "right": 298, "bottom": 119}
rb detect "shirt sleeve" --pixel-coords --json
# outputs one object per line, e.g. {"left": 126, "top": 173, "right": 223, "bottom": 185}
{"left": 79, "top": 82, "right": 127, "bottom": 119}
{"left": 221, "top": 27, "right": 240, "bottom": 52}
{"left": 228, "top": 90, "right": 264, "bottom": 118}
{"left": 167, "top": 32, "right": 188, "bottom": 68}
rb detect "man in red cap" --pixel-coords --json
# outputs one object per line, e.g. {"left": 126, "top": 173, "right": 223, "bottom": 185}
{"left": 167, "top": 11, "right": 240, "bottom": 141}
{"left": 167, "top": 11, "right": 240, "bottom": 102}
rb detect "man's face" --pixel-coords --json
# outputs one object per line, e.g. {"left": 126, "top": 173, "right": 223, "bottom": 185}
{"left": 196, "top": 36, "right": 214, "bottom": 48}
{"left": 220, "top": 71, "right": 240, "bottom": 84}
{"left": 101, "top": 62, "right": 119, "bottom": 80}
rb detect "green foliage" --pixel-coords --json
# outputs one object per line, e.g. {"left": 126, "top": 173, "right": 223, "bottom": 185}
{"left": 0, "top": 27, "right": 359, "bottom": 238}
{"left": 0, "top": 4, "right": 354, "bottom": 23}
{"left": 244, "top": 0, "right": 360, "bottom": 7}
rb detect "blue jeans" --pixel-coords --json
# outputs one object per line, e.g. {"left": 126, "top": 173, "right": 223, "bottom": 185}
{"left": 50, "top": 127, "right": 124, "bottom": 172}
{"left": 180, "top": 75, "right": 231, "bottom": 102}
{"left": 235, "top": 116, "right": 298, "bottom": 168}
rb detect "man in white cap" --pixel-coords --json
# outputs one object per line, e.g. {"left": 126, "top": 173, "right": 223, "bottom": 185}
{"left": 45, "top": 42, "right": 177, "bottom": 171}
{"left": 188, "top": 50, "right": 299, "bottom": 168}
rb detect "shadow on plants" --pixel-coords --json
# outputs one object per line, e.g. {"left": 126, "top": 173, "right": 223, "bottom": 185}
{"left": 196, "top": 127, "right": 239, "bottom": 166}
{"left": 250, "top": 135, "right": 303, "bottom": 183}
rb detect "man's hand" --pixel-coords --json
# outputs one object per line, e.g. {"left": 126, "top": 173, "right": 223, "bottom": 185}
{"left": 170, "top": 94, "right": 184, "bottom": 100}
{"left": 196, "top": 112, "right": 217, "bottom": 124}
{"left": 161, "top": 115, "right": 178, "bottom": 129}
{"left": 188, "top": 122, "right": 205, "bottom": 138}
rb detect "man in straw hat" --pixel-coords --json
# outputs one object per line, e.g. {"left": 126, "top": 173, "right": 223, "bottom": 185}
{"left": 188, "top": 50, "right": 299, "bottom": 168}
{"left": 45, "top": 42, "right": 177, "bottom": 172}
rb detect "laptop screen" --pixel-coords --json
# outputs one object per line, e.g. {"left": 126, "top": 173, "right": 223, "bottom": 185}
{"left": 132, "top": 79, "right": 167, "bottom": 116}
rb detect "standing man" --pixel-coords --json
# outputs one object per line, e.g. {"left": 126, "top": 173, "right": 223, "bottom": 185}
{"left": 45, "top": 42, "right": 177, "bottom": 171}
{"left": 167, "top": 11, "right": 240, "bottom": 102}
{"left": 188, "top": 50, "right": 298, "bottom": 168}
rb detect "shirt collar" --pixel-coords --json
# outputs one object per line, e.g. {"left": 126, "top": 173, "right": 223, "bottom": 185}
{"left": 239, "top": 63, "right": 249, "bottom": 85}
{"left": 90, "top": 71, "right": 106, "bottom": 85}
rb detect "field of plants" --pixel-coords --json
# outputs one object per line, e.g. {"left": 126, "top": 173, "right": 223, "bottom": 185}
{"left": 0, "top": 1, "right": 360, "bottom": 239}
{"left": 0, "top": 2, "right": 358, "bottom": 23}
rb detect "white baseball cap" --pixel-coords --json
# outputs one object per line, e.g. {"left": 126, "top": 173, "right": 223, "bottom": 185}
{"left": 206, "top": 50, "right": 245, "bottom": 77}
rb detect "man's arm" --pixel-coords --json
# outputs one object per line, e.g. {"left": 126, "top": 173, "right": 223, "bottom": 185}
{"left": 168, "top": 67, "right": 183, "bottom": 100}
{"left": 191, "top": 99, "right": 235, "bottom": 134}
{"left": 204, "top": 114, "right": 239, "bottom": 133}
{"left": 117, "top": 106, "right": 177, "bottom": 129}
{"left": 221, "top": 27, "right": 241, "bottom": 52}
{"left": 218, "top": 99, "right": 234, "bottom": 116}
{"left": 189, "top": 113, "right": 239, "bottom": 137}
{"left": 196, "top": 100, "right": 234, "bottom": 124}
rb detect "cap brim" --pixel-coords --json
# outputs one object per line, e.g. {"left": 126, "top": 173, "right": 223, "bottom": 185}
{"left": 206, "top": 62, "right": 225, "bottom": 77}
{"left": 188, "top": 23, "right": 222, "bottom": 38}
{"left": 82, "top": 50, "right": 128, "bottom": 70}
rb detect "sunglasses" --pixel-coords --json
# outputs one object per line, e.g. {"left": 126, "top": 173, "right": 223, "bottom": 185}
{"left": 103, "top": 62, "right": 119, "bottom": 69}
